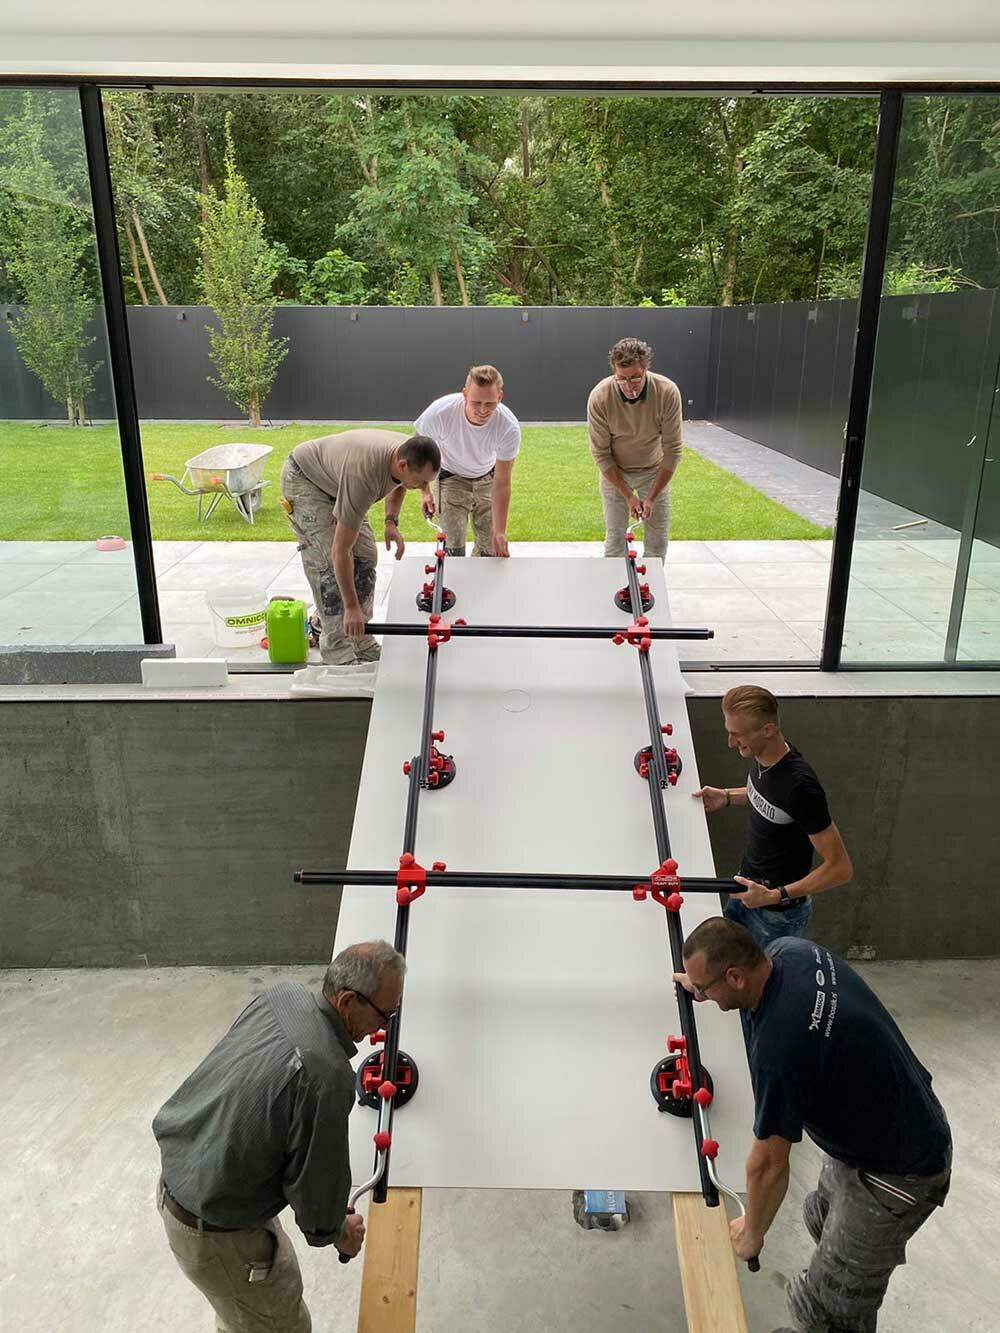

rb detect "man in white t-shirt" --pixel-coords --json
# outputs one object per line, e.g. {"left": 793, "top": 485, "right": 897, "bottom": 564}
{"left": 414, "top": 364, "right": 521, "bottom": 557}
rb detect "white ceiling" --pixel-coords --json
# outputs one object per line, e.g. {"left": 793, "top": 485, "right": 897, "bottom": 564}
{"left": 3, "top": 0, "right": 1000, "bottom": 83}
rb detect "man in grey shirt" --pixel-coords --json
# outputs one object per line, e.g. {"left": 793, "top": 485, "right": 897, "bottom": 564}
{"left": 154, "top": 940, "right": 405, "bottom": 1332}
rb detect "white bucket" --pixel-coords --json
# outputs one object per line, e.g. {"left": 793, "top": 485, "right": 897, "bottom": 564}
{"left": 206, "top": 586, "right": 268, "bottom": 648}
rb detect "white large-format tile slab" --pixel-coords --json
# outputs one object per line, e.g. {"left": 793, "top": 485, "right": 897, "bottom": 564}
{"left": 337, "top": 557, "right": 754, "bottom": 1192}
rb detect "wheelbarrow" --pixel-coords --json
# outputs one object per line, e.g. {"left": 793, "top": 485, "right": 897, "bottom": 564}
{"left": 150, "top": 443, "right": 273, "bottom": 524}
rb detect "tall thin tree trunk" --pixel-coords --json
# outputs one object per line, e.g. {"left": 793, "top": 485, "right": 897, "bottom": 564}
{"left": 124, "top": 217, "right": 150, "bottom": 305}
{"left": 520, "top": 102, "right": 531, "bottom": 179}
{"left": 131, "top": 211, "right": 168, "bottom": 304}
{"left": 720, "top": 227, "right": 738, "bottom": 306}
{"left": 450, "top": 237, "right": 470, "bottom": 306}
{"left": 249, "top": 395, "right": 262, "bottom": 428}
{"left": 192, "top": 93, "right": 212, "bottom": 226}
{"left": 430, "top": 265, "right": 444, "bottom": 307}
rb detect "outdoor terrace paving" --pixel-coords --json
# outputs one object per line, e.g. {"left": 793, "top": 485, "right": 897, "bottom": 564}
{"left": 1, "top": 536, "right": 997, "bottom": 665}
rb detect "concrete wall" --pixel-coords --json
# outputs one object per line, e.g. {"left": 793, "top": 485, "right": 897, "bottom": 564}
{"left": 0, "top": 699, "right": 371, "bottom": 968}
{"left": 687, "top": 695, "right": 1000, "bottom": 961}
{"left": 2, "top": 693, "right": 997, "bottom": 966}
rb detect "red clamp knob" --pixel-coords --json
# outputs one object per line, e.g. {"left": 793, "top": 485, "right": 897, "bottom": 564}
{"left": 373, "top": 1131, "right": 392, "bottom": 1151}
{"left": 436, "top": 549, "right": 445, "bottom": 562}
{"left": 636, "top": 564, "right": 647, "bottom": 575}
{"left": 431, "top": 730, "right": 445, "bottom": 742}
{"left": 402, "top": 761, "right": 411, "bottom": 776}
{"left": 454, "top": 618, "right": 467, "bottom": 627}
{"left": 626, "top": 530, "right": 635, "bottom": 543}
{"left": 436, "top": 530, "right": 446, "bottom": 542}
{"left": 421, "top": 581, "right": 434, "bottom": 597}
{"left": 693, "top": 1087, "right": 713, "bottom": 1108}
{"left": 397, "top": 852, "right": 427, "bottom": 906}
{"left": 665, "top": 892, "right": 684, "bottom": 912}
{"left": 370, "top": 1030, "right": 386, "bottom": 1046}
{"left": 424, "top": 564, "right": 435, "bottom": 575}
{"left": 628, "top": 549, "right": 637, "bottom": 561}
{"left": 632, "top": 884, "right": 647, "bottom": 901}
{"left": 667, "top": 1035, "right": 687, "bottom": 1054}
{"left": 612, "top": 633, "right": 626, "bottom": 646}
{"left": 700, "top": 1139, "right": 720, "bottom": 1159}
{"left": 661, "top": 723, "right": 673, "bottom": 736}
{"left": 667, "top": 772, "right": 678, "bottom": 787}
{"left": 431, "top": 860, "right": 446, "bottom": 872}
{"left": 672, "top": 1077, "right": 693, "bottom": 1100}
{"left": 378, "top": 1080, "right": 397, "bottom": 1101}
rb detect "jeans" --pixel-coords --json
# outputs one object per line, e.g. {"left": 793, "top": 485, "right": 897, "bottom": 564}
{"left": 724, "top": 893, "right": 812, "bottom": 947}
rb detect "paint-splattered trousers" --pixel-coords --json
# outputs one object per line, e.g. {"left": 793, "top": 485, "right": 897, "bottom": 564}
{"left": 436, "top": 470, "right": 495, "bottom": 557}
{"left": 279, "top": 455, "right": 378, "bottom": 664}
{"left": 788, "top": 1150, "right": 951, "bottom": 1331}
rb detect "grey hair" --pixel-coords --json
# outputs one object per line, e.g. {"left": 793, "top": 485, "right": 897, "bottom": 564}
{"left": 609, "top": 336, "right": 653, "bottom": 369}
{"left": 323, "top": 940, "right": 405, "bottom": 1000}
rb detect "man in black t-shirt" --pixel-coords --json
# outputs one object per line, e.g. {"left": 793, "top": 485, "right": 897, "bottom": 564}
{"left": 694, "top": 684, "right": 852, "bottom": 947}
{"left": 675, "top": 918, "right": 951, "bottom": 1332}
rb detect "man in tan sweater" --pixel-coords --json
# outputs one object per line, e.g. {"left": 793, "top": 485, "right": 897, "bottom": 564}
{"left": 587, "top": 337, "right": 684, "bottom": 561}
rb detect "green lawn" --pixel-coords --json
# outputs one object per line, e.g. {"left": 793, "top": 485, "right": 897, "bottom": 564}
{"left": 0, "top": 422, "right": 828, "bottom": 543}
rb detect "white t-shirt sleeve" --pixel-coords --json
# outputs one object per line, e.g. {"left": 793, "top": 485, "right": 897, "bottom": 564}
{"left": 496, "top": 410, "right": 521, "bottom": 462}
{"left": 413, "top": 400, "right": 442, "bottom": 438}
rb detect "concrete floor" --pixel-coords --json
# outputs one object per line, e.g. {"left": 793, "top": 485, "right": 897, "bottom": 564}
{"left": 1, "top": 961, "right": 996, "bottom": 1332}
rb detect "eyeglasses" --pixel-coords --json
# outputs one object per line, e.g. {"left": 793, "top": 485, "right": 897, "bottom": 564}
{"left": 351, "top": 990, "right": 399, "bottom": 1025}
{"left": 615, "top": 372, "right": 646, "bottom": 387}
{"left": 691, "top": 968, "right": 730, "bottom": 1001}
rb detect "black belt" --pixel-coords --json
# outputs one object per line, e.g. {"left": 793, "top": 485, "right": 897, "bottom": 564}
{"left": 439, "top": 467, "right": 495, "bottom": 482}
{"left": 161, "top": 1180, "right": 239, "bottom": 1233}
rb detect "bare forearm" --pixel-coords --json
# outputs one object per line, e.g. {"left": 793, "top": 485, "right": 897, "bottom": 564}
{"left": 602, "top": 464, "right": 633, "bottom": 500}
{"left": 492, "top": 480, "right": 512, "bottom": 533}
{"left": 724, "top": 786, "right": 749, "bottom": 807}
{"left": 744, "top": 1159, "right": 789, "bottom": 1241}
{"left": 332, "top": 543, "right": 359, "bottom": 611}
{"left": 645, "top": 465, "right": 675, "bottom": 503}
{"left": 786, "top": 856, "right": 852, "bottom": 900}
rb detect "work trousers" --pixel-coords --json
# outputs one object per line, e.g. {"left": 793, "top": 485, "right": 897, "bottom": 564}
{"left": 157, "top": 1179, "right": 312, "bottom": 1333}
{"left": 788, "top": 1151, "right": 951, "bottom": 1331}
{"left": 279, "top": 456, "right": 378, "bottom": 665}
{"left": 436, "top": 472, "right": 495, "bottom": 557}
{"left": 599, "top": 465, "right": 670, "bottom": 562}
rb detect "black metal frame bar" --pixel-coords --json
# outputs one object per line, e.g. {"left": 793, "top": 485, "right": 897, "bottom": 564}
{"left": 296, "top": 868, "right": 740, "bottom": 894}
{"left": 78, "top": 85, "right": 162, "bottom": 645}
{"left": 820, "top": 90, "right": 903, "bottom": 671}
{"left": 367, "top": 621, "right": 714, "bottom": 641}
{"left": 619, "top": 534, "right": 718, "bottom": 1206}
{"left": 367, "top": 529, "right": 449, "bottom": 1204}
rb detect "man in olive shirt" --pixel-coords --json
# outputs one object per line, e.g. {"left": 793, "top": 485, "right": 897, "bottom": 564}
{"left": 280, "top": 429, "right": 440, "bottom": 665}
{"left": 587, "top": 337, "right": 684, "bottom": 561}
{"left": 154, "top": 940, "right": 405, "bottom": 1332}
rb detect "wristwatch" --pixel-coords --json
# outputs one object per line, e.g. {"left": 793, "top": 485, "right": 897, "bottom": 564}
{"left": 384, "top": 517, "right": 399, "bottom": 528}
{"left": 776, "top": 885, "right": 792, "bottom": 906}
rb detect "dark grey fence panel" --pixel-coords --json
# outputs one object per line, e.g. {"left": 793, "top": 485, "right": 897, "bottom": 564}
{"left": 0, "top": 305, "right": 115, "bottom": 421}
{"left": 1, "top": 305, "right": 714, "bottom": 424}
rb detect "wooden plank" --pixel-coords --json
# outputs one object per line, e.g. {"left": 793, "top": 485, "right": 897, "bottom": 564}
{"left": 672, "top": 1193, "right": 749, "bottom": 1333}
{"left": 357, "top": 1188, "right": 421, "bottom": 1333}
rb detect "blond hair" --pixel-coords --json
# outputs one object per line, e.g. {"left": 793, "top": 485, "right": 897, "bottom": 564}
{"left": 609, "top": 337, "right": 653, "bottom": 369}
{"left": 466, "top": 364, "right": 503, "bottom": 390}
{"left": 722, "top": 684, "right": 779, "bottom": 729}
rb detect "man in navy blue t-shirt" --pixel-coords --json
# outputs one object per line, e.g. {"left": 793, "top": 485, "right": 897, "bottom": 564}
{"left": 675, "top": 917, "right": 951, "bottom": 1332}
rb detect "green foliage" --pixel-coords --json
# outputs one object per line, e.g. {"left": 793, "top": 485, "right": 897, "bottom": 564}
{"left": 385, "top": 262, "right": 424, "bottom": 307}
{"left": 300, "top": 248, "right": 369, "bottom": 305}
{"left": 0, "top": 94, "right": 100, "bottom": 424}
{"left": 820, "top": 258, "right": 963, "bottom": 299}
{"left": 198, "top": 114, "right": 288, "bottom": 426}
{"left": 483, "top": 289, "right": 522, "bottom": 306}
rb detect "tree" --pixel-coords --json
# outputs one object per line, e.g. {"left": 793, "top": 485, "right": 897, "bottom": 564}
{"left": 337, "top": 96, "right": 494, "bottom": 305}
{"left": 103, "top": 91, "right": 174, "bottom": 305}
{"left": 0, "top": 94, "right": 100, "bottom": 425}
{"left": 198, "top": 114, "right": 288, "bottom": 427}
{"left": 300, "top": 248, "right": 369, "bottom": 305}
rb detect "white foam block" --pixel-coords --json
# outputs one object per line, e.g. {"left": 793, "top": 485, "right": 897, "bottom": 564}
{"left": 140, "top": 657, "right": 228, "bottom": 688}
{"left": 336, "top": 556, "right": 754, "bottom": 1191}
